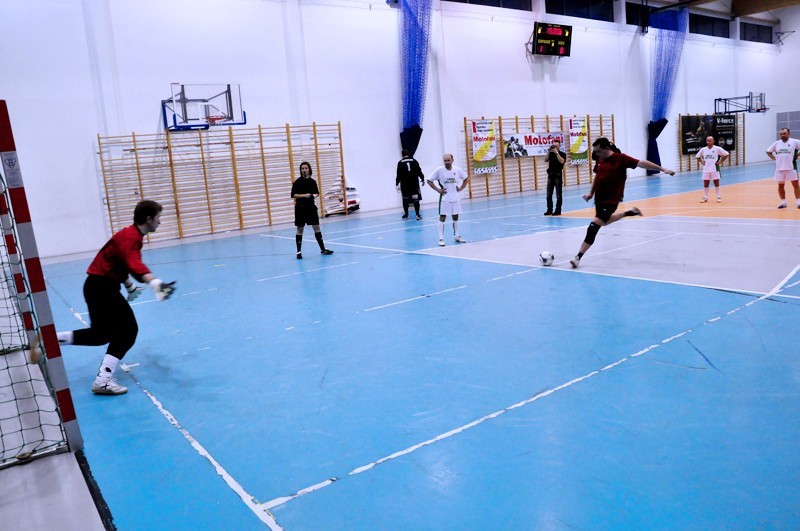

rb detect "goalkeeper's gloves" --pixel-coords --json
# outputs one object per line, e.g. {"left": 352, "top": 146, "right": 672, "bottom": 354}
{"left": 124, "top": 280, "right": 144, "bottom": 302}
{"left": 149, "top": 279, "right": 177, "bottom": 301}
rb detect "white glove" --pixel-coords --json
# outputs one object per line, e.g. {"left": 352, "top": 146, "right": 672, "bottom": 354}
{"left": 149, "top": 278, "right": 177, "bottom": 301}
{"left": 124, "top": 281, "right": 144, "bottom": 302}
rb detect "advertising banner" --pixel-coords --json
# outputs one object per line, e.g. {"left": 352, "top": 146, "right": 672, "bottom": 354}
{"left": 503, "top": 132, "right": 566, "bottom": 158}
{"left": 569, "top": 117, "right": 589, "bottom": 165}
{"left": 471, "top": 120, "right": 498, "bottom": 174}
{"left": 681, "top": 115, "right": 737, "bottom": 155}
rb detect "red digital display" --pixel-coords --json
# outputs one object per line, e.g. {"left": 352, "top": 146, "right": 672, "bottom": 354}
{"left": 532, "top": 22, "right": 572, "bottom": 57}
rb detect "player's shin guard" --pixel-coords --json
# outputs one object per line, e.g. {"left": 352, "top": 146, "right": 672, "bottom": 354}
{"left": 453, "top": 220, "right": 460, "bottom": 236}
{"left": 438, "top": 221, "right": 445, "bottom": 240}
{"left": 584, "top": 222, "right": 600, "bottom": 245}
{"left": 295, "top": 235, "right": 302, "bottom": 252}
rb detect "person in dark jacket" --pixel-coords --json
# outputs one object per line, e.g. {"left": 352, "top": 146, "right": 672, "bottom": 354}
{"left": 396, "top": 149, "right": 425, "bottom": 220}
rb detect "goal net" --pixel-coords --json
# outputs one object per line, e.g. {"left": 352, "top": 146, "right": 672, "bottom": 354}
{"left": 0, "top": 101, "right": 80, "bottom": 468}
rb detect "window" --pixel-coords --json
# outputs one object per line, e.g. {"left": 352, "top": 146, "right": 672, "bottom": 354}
{"left": 545, "top": 0, "right": 614, "bottom": 22}
{"left": 625, "top": 2, "right": 648, "bottom": 27}
{"left": 741, "top": 21, "right": 772, "bottom": 43}
{"left": 444, "top": 0, "right": 532, "bottom": 11}
{"left": 689, "top": 13, "right": 730, "bottom": 38}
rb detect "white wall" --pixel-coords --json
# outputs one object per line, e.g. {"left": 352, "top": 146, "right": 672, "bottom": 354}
{"left": 0, "top": 0, "right": 795, "bottom": 257}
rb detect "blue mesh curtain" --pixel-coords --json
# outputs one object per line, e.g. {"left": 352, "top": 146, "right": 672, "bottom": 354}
{"left": 647, "top": 8, "right": 688, "bottom": 174}
{"left": 399, "top": 0, "right": 432, "bottom": 156}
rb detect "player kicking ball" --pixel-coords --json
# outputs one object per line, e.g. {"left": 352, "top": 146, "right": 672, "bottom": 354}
{"left": 57, "top": 200, "right": 176, "bottom": 395}
{"left": 570, "top": 137, "right": 675, "bottom": 268}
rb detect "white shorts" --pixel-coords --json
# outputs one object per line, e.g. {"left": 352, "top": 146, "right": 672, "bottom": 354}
{"left": 439, "top": 200, "right": 463, "bottom": 217}
{"left": 774, "top": 170, "right": 799, "bottom": 183}
{"left": 702, "top": 171, "right": 720, "bottom": 181}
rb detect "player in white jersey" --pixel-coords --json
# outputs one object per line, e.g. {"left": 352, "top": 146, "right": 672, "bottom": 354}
{"left": 696, "top": 136, "right": 729, "bottom": 203}
{"left": 427, "top": 153, "right": 470, "bottom": 246}
{"left": 766, "top": 128, "right": 800, "bottom": 209}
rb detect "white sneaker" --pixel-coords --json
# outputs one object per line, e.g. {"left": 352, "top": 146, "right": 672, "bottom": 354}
{"left": 438, "top": 239, "right": 445, "bottom": 246}
{"left": 716, "top": 197, "right": 721, "bottom": 203}
{"left": 699, "top": 198, "right": 708, "bottom": 203}
{"left": 570, "top": 256, "right": 581, "bottom": 268}
{"left": 454, "top": 236, "right": 466, "bottom": 243}
{"left": 92, "top": 376, "right": 128, "bottom": 395}
{"left": 778, "top": 203, "right": 787, "bottom": 209}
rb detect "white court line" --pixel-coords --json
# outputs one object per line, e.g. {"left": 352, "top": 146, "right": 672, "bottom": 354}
{"left": 645, "top": 215, "right": 800, "bottom": 228}
{"left": 259, "top": 260, "right": 800, "bottom": 512}
{"left": 256, "top": 262, "right": 358, "bottom": 282}
{"left": 120, "top": 367, "right": 283, "bottom": 530}
{"left": 363, "top": 285, "right": 467, "bottom": 312}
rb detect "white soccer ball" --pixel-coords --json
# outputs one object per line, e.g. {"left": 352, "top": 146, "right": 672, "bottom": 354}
{"left": 539, "top": 250, "right": 554, "bottom": 266}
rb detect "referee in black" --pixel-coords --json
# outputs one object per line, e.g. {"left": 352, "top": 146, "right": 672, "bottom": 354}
{"left": 291, "top": 161, "right": 334, "bottom": 259}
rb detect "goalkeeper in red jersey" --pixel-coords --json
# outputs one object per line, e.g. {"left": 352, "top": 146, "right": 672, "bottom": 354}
{"left": 57, "top": 200, "right": 176, "bottom": 395}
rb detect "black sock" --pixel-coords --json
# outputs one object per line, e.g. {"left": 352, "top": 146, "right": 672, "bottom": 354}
{"left": 295, "top": 235, "right": 302, "bottom": 253}
{"left": 315, "top": 232, "right": 325, "bottom": 250}
{"left": 577, "top": 252, "right": 584, "bottom": 258}
{"left": 414, "top": 202, "right": 420, "bottom": 215}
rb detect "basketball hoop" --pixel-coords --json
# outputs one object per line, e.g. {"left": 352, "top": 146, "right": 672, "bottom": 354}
{"left": 207, "top": 115, "right": 229, "bottom": 126}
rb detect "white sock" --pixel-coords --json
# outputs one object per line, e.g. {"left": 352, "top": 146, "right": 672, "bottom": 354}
{"left": 780, "top": 200, "right": 787, "bottom": 205}
{"left": 57, "top": 331, "right": 73, "bottom": 344}
{"left": 704, "top": 189, "right": 708, "bottom": 199}
{"left": 438, "top": 221, "right": 444, "bottom": 240}
{"left": 97, "top": 354, "right": 120, "bottom": 378}
{"left": 453, "top": 220, "right": 460, "bottom": 237}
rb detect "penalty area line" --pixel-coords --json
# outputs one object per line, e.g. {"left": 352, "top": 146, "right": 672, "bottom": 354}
{"left": 259, "top": 263, "right": 799, "bottom": 512}
{"left": 121, "top": 366, "right": 283, "bottom": 530}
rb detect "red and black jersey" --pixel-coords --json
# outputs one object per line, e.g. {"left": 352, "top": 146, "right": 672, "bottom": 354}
{"left": 86, "top": 225, "right": 151, "bottom": 283}
{"left": 593, "top": 153, "right": 639, "bottom": 205}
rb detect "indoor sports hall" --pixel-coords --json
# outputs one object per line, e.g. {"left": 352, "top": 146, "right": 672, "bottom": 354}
{"left": 2, "top": 0, "right": 800, "bottom": 530}
{"left": 38, "top": 161, "right": 800, "bottom": 530}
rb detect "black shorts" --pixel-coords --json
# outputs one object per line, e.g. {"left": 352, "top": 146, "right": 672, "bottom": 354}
{"left": 295, "top": 202, "right": 320, "bottom": 226}
{"left": 595, "top": 203, "right": 618, "bottom": 223}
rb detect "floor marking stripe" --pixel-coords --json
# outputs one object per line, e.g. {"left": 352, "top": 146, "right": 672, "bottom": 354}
{"left": 363, "top": 286, "right": 467, "bottom": 312}
{"left": 120, "top": 367, "right": 283, "bottom": 530}
{"left": 259, "top": 262, "right": 799, "bottom": 512}
{"left": 256, "top": 262, "right": 358, "bottom": 282}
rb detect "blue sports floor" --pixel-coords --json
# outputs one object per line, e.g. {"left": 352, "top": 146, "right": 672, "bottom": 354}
{"left": 44, "top": 162, "right": 800, "bottom": 530}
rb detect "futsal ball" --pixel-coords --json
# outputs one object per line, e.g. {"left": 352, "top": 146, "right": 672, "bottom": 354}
{"left": 539, "top": 250, "right": 554, "bottom": 266}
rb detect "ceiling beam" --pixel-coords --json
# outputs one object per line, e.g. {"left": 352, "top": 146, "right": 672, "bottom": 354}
{"left": 651, "top": 0, "right": 719, "bottom": 13}
{"left": 732, "top": 0, "right": 800, "bottom": 17}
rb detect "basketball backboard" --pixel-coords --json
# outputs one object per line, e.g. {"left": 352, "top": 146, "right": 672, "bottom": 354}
{"left": 161, "top": 83, "right": 246, "bottom": 131}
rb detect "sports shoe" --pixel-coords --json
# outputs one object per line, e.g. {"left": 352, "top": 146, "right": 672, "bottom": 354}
{"left": 570, "top": 256, "right": 581, "bottom": 268}
{"left": 627, "top": 207, "right": 642, "bottom": 216}
{"left": 438, "top": 239, "right": 445, "bottom": 247}
{"left": 778, "top": 203, "right": 787, "bottom": 209}
{"left": 296, "top": 252, "right": 303, "bottom": 259}
{"left": 699, "top": 198, "right": 708, "bottom": 203}
{"left": 552, "top": 211, "right": 561, "bottom": 216}
{"left": 401, "top": 214, "right": 409, "bottom": 219}
{"left": 321, "top": 249, "right": 334, "bottom": 255}
{"left": 454, "top": 236, "right": 466, "bottom": 243}
{"left": 717, "top": 197, "right": 722, "bottom": 203}
{"left": 416, "top": 215, "right": 423, "bottom": 220}
{"left": 92, "top": 376, "right": 127, "bottom": 395}
{"left": 543, "top": 211, "right": 553, "bottom": 216}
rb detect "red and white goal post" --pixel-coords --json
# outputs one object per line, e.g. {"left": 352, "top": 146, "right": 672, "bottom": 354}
{"left": 0, "top": 100, "right": 83, "bottom": 469}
